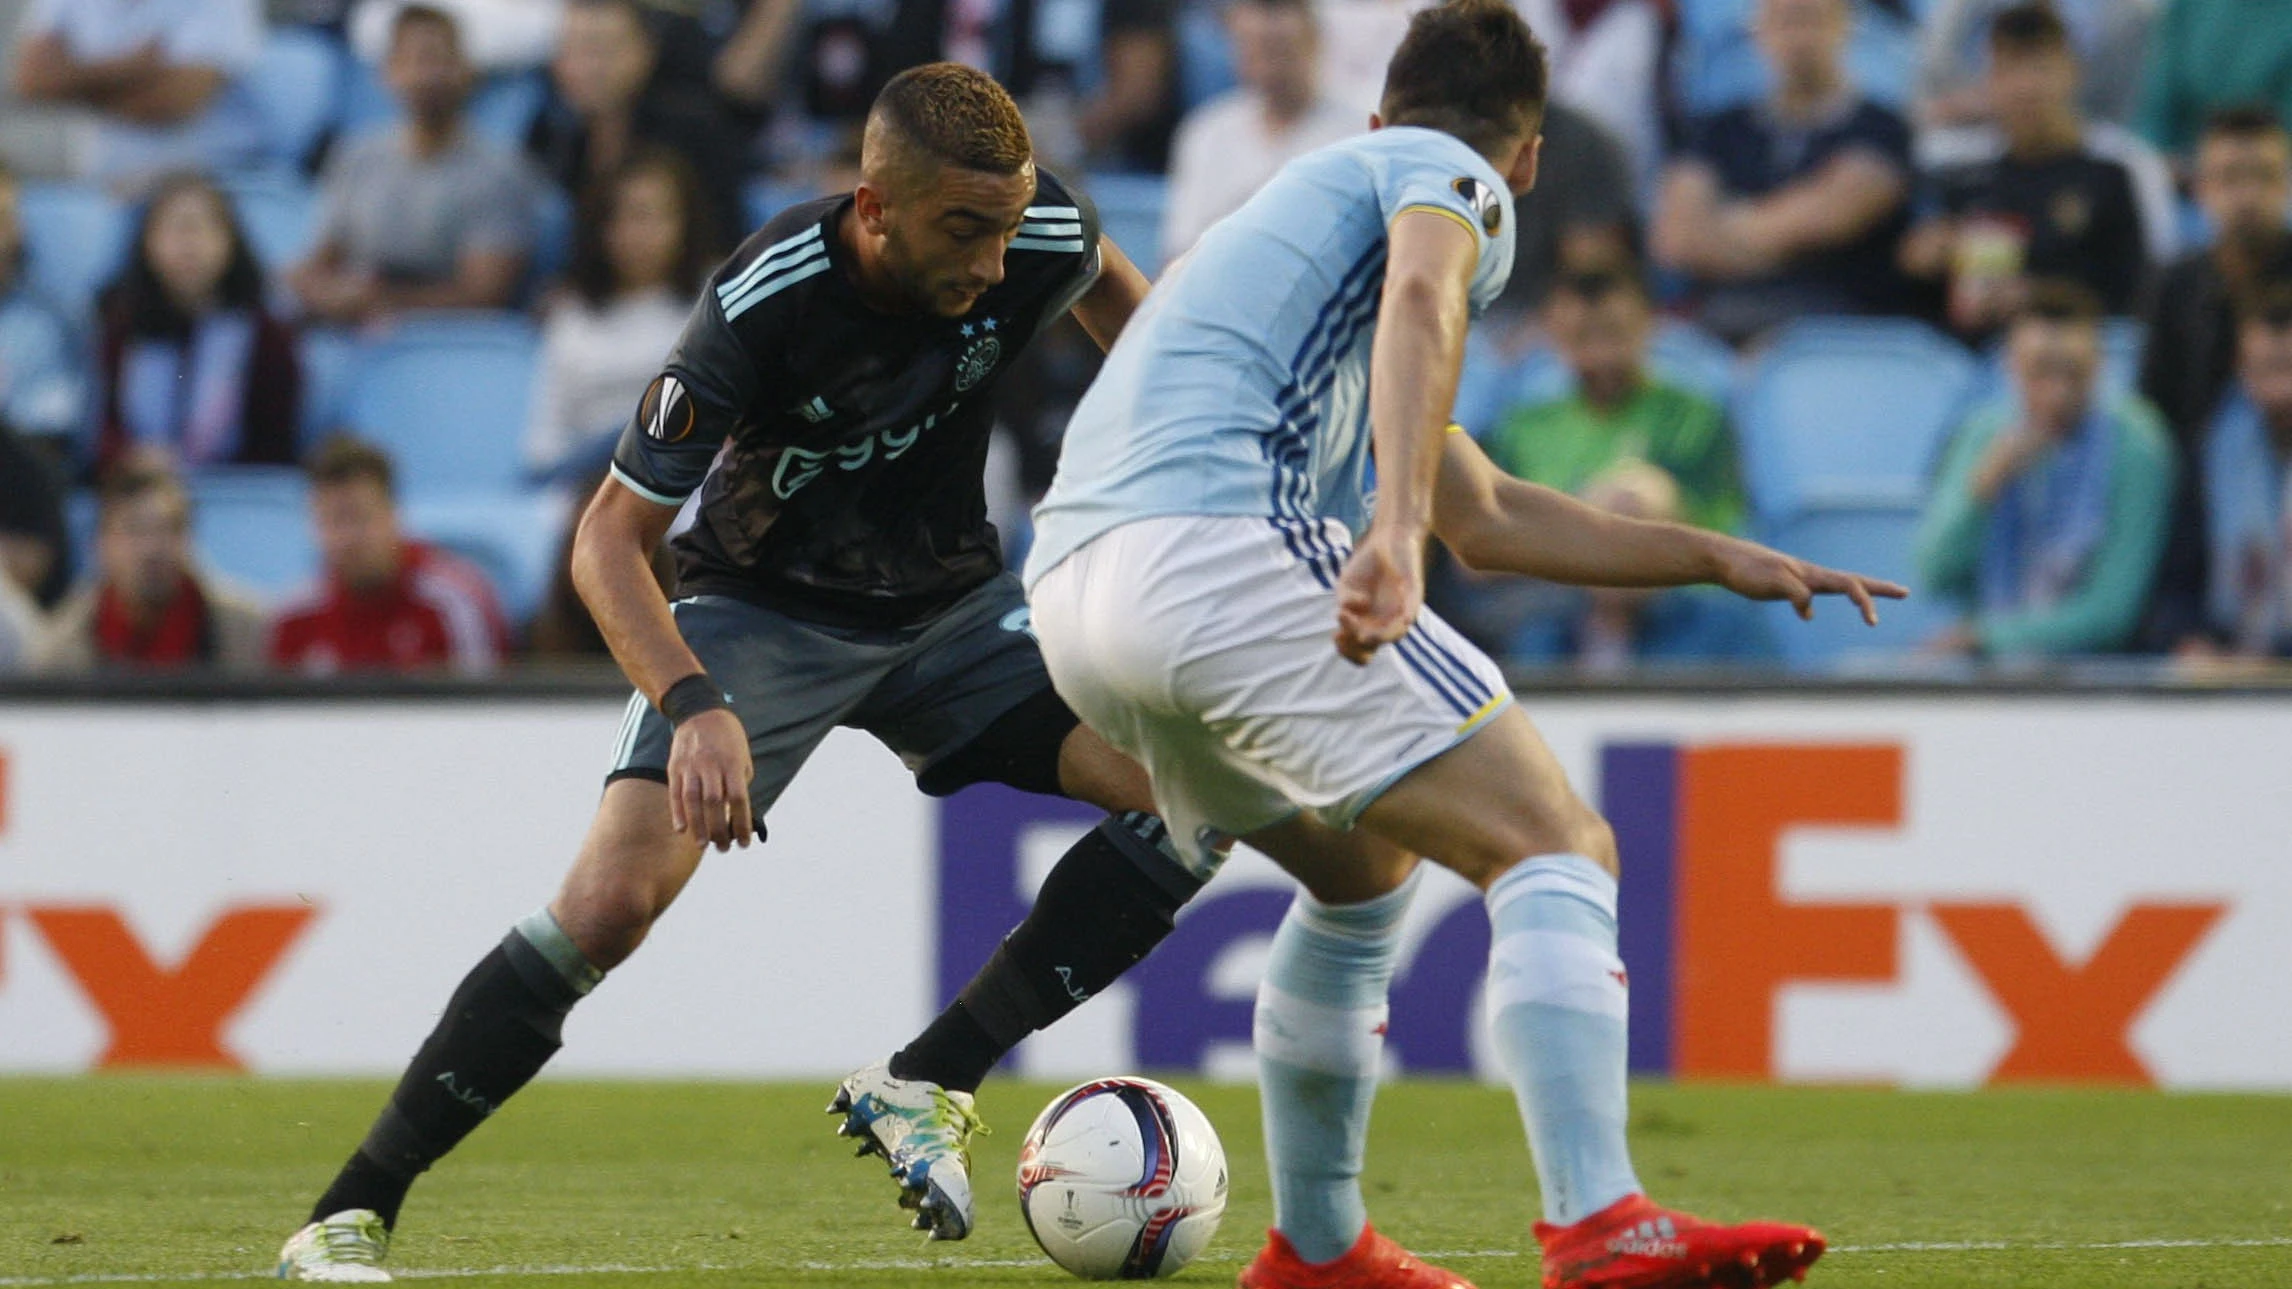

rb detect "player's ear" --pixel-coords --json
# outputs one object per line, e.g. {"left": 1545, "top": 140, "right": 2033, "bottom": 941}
{"left": 1506, "top": 131, "right": 1543, "bottom": 196}
{"left": 1367, "top": 112, "right": 1385, "bottom": 132}
{"left": 853, "top": 181, "right": 890, "bottom": 234}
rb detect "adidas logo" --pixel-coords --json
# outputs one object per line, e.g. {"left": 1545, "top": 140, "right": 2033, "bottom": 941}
{"left": 1606, "top": 1217, "right": 1685, "bottom": 1260}
{"left": 794, "top": 395, "right": 833, "bottom": 422}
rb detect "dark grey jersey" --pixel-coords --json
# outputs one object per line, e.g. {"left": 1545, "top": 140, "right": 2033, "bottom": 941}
{"left": 611, "top": 169, "right": 1102, "bottom": 627}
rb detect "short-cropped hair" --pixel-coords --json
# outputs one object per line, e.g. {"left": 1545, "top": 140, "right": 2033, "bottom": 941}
{"left": 1378, "top": 0, "right": 1549, "bottom": 159}
{"left": 866, "top": 62, "right": 1033, "bottom": 177}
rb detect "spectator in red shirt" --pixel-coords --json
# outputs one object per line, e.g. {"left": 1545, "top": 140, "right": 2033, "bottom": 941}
{"left": 270, "top": 435, "right": 510, "bottom": 674}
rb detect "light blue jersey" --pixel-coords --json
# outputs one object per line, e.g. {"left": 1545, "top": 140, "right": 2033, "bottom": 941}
{"left": 1024, "top": 126, "right": 1515, "bottom": 589}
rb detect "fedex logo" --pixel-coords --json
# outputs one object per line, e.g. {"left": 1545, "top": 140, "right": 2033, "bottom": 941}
{"left": 0, "top": 751, "right": 319, "bottom": 1070}
{"left": 940, "top": 740, "right": 2229, "bottom": 1087}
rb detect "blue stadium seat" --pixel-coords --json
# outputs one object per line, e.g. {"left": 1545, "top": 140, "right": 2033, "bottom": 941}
{"left": 1452, "top": 328, "right": 1520, "bottom": 438}
{"left": 402, "top": 489, "right": 563, "bottom": 624}
{"left": 221, "top": 176, "right": 322, "bottom": 274}
{"left": 188, "top": 468, "right": 319, "bottom": 603}
{"left": 1758, "top": 503, "right": 1951, "bottom": 669}
{"left": 1672, "top": 0, "right": 1915, "bottom": 115}
{"left": 1084, "top": 172, "right": 1169, "bottom": 277}
{"left": 1475, "top": 319, "right": 1742, "bottom": 427}
{"left": 1733, "top": 317, "right": 1979, "bottom": 520}
{"left": 341, "top": 313, "right": 539, "bottom": 495}
{"left": 1177, "top": 3, "right": 1238, "bottom": 112}
{"left": 17, "top": 182, "right": 131, "bottom": 314}
{"left": 299, "top": 326, "right": 361, "bottom": 442}
{"left": 246, "top": 28, "right": 347, "bottom": 167}
{"left": 743, "top": 179, "right": 820, "bottom": 232}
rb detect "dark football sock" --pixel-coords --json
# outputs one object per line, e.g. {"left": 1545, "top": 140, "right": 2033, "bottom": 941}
{"left": 310, "top": 911, "right": 601, "bottom": 1229}
{"left": 891, "top": 813, "right": 1203, "bottom": 1092}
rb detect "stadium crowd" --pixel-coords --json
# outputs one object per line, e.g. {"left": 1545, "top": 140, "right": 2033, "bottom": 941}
{"left": 2, "top": 0, "right": 2290, "bottom": 676}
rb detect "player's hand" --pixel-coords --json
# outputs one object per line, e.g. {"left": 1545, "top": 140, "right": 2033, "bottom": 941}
{"left": 1710, "top": 539, "right": 1908, "bottom": 626}
{"left": 666, "top": 708, "right": 755, "bottom": 852}
{"left": 1334, "top": 525, "right": 1425, "bottom": 664}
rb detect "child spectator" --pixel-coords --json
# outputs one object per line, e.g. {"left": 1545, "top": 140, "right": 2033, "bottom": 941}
{"left": 94, "top": 173, "right": 302, "bottom": 475}
{"left": 290, "top": 4, "right": 536, "bottom": 323}
{"left": 1917, "top": 282, "right": 2174, "bottom": 657}
{"left": 1483, "top": 270, "right": 1748, "bottom": 535}
{"left": 271, "top": 435, "right": 510, "bottom": 673}
{"left": 9, "top": 0, "right": 265, "bottom": 190}
{"left": 525, "top": 149, "right": 718, "bottom": 481}
{"left": 1654, "top": 0, "right": 1914, "bottom": 344}
{"left": 40, "top": 460, "right": 268, "bottom": 671}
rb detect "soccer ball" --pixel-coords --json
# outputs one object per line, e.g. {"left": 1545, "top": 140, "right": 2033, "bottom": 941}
{"left": 1016, "top": 1077, "right": 1229, "bottom": 1279}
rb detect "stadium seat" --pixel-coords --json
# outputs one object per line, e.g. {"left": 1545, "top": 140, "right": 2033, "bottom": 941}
{"left": 17, "top": 182, "right": 131, "bottom": 314}
{"left": 246, "top": 28, "right": 347, "bottom": 168}
{"left": 1474, "top": 319, "right": 1742, "bottom": 426}
{"left": 1732, "top": 317, "right": 1979, "bottom": 520}
{"left": 1756, "top": 503, "right": 1952, "bottom": 669}
{"left": 1084, "top": 172, "right": 1169, "bottom": 278}
{"left": 221, "top": 176, "right": 323, "bottom": 274}
{"left": 402, "top": 489, "right": 564, "bottom": 624}
{"left": 341, "top": 313, "right": 539, "bottom": 495}
{"left": 743, "top": 179, "right": 820, "bottom": 232}
{"left": 188, "top": 467, "right": 319, "bottom": 603}
{"left": 1177, "top": 3, "right": 1239, "bottom": 112}
{"left": 299, "top": 326, "right": 361, "bottom": 442}
{"left": 1671, "top": 0, "right": 1915, "bottom": 115}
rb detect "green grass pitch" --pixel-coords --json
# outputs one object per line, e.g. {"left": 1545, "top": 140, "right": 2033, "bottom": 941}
{"left": 3, "top": 1078, "right": 2289, "bottom": 1288}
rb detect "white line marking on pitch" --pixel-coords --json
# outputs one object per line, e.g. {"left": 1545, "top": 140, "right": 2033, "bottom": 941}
{"left": 6, "top": 1237, "right": 2290, "bottom": 1285}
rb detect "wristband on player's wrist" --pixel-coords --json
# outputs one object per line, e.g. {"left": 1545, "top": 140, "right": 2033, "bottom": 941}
{"left": 659, "top": 673, "right": 731, "bottom": 727}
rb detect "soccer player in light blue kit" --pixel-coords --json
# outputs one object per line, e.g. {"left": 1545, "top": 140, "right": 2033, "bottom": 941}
{"left": 1024, "top": 3, "right": 1900, "bottom": 1287}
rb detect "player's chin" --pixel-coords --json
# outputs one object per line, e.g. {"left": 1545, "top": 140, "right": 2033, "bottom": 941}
{"left": 935, "top": 287, "right": 986, "bottom": 316}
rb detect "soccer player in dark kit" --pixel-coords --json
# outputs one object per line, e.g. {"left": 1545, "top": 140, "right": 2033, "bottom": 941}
{"left": 278, "top": 62, "right": 1223, "bottom": 1280}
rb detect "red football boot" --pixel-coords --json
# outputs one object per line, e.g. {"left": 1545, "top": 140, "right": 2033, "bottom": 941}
{"left": 1238, "top": 1224, "right": 1479, "bottom": 1289}
{"left": 1534, "top": 1193, "right": 1824, "bottom": 1289}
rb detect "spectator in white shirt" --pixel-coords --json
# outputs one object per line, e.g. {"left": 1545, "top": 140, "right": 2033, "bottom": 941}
{"left": 1162, "top": 0, "right": 1358, "bottom": 262}
{"left": 525, "top": 147, "right": 720, "bottom": 481}
{"left": 9, "top": 0, "right": 266, "bottom": 190}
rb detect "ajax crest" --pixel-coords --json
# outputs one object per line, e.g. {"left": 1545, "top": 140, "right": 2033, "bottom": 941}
{"left": 954, "top": 318, "right": 1002, "bottom": 392}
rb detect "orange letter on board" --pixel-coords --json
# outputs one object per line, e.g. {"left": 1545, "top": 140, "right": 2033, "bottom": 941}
{"left": 1931, "top": 902, "right": 2226, "bottom": 1085}
{"left": 27, "top": 904, "right": 317, "bottom": 1069}
{"left": 1674, "top": 745, "right": 1904, "bottom": 1078}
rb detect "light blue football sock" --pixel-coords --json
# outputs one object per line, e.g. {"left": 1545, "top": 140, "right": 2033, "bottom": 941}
{"left": 1252, "top": 870, "right": 1421, "bottom": 1264}
{"left": 1484, "top": 854, "right": 1642, "bottom": 1226}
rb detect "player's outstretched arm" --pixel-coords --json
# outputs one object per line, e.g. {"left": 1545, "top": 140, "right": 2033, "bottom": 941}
{"left": 1068, "top": 236, "right": 1154, "bottom": 351}
{"left": 573, "top": 477, "right": 755, "bottom": 850}
{"left": 1334, "top": 208, "right": 1480, "bottom": 663}
{"left": 1431, "top": 432, "right": 1908, "bottom": 623}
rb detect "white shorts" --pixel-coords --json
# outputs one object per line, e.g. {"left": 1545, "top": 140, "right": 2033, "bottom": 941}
{"left": 1029, "top": 514, "right": 1513, "bottom": 868}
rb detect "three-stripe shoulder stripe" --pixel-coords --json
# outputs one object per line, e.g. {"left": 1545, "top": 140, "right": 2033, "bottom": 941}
{"left": 1014, "top": 203, "right": 1088, "bottom": 253}
{"left": 718, "top": 225, "right": 829, "bottom": 319}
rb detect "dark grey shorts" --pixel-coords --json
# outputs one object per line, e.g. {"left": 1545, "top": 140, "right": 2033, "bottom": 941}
{"left": 604, "top": 573, "right": 1076, "bottom": 822}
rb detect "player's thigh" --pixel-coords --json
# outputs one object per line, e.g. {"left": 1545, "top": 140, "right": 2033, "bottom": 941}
{"left": 857, "top": 574, "right": 1088, "bottom": 800}
{"left": 550, "top": 777, "right": 707, "bottom": 969}
{"left": 1246, "top": 815, "right": 1421, "bottom": 906}
{"left": 1354, "top": 705, "right": 1615, "bottom": 890}
{"left": 607, "top": 595, "right": 891, "bottom": 823}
